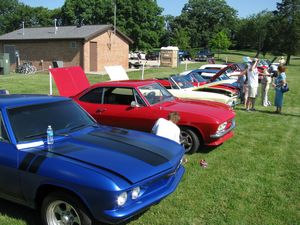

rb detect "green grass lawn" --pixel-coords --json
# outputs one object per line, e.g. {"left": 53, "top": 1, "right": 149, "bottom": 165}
{"left": 0, "top": 53, "right": 299, "bottom": 225}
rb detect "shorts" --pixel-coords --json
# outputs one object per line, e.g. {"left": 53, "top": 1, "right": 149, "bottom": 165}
{"left": 248, "top": 86, "right": 258, "bottom": 98}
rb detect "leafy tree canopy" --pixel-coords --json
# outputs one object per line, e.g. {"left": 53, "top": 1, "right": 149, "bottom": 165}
{"left": 61, "top": 0, "right": 165, "bottom": 50}
{"left": 272, "top": 0, "right": 300, "bottom": 63}
{"left": 171, "top": 0, "right": 238, "bottom": 49}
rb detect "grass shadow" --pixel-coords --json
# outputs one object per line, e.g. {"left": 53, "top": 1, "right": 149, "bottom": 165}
{"left": 235, "top": 107, "right": 300, "bottom": 118}
{"left": 198, "top": 145, "right": 219, "bottom": 154}
{"left": 0, "top": 198, "right": 39, "bottom": 225}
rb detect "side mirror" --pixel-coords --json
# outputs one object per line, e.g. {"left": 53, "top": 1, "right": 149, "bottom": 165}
{"left": 130, "top": 101, "right": 140, "bottom": 108}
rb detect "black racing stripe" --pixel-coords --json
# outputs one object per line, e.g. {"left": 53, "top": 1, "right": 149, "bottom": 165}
{"left": 50, "top": 145, "right": 83, "bottom": 155}
{"left": 28, "top": 155, "right": 47, "bottom": 173}
{"left": 48, "top": 149, "right": 133, "bottom": 184}
{"left": 19, "top": 153, "right": 36, "bottom": 171}
{"left": 74, "top": 131, "right": 168, "bottom": 166}
{"left": 93, "top": 130, "right": 172, "bottom": 160}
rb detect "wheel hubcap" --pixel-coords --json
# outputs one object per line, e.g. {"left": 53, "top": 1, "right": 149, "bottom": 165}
{"left": 46, "top": 200, "right": 81, "bottom": 225}
{"left": 180, "top": 131, "right": 193, "bottom": 152}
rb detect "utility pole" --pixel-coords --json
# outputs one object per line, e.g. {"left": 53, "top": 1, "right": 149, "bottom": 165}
{"left": 114, "top": 0, "right": 116, "bottom": 35}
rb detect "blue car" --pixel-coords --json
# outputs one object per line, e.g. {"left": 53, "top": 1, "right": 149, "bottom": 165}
{"left": 0, "top": 94, "right": 185, "bottom": 225}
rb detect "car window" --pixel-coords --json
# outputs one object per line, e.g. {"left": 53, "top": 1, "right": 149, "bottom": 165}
{"left": 103, "top": 87, "right": 135, "bottom": 105}
{"left": 170, "top": 76, "right": 194, "bottom": 89}
{"left": 7, "top": 100, "right": 95, "bottom": 142}
{"left": 133, "top": 89, "right": 146, "bottom": 106}
{"left": 79, "top": 87, "right": 104, "bottom": 104}
{"left": 0, "top": 111, "right": 10, "bottom": 142}
{"left": 184, "top": 74, "right": 194, "bottom": 82}
{"left": 138, "top": 83, "right": 173, "bottom": 105}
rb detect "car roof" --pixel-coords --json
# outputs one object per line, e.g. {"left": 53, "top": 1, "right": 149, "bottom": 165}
{"left": 91, "top": 80, "right": 158, "bottom": 88}
{"left": 189, "top": 69, "right": 219, "bottom": 74}
{"left": 199, "top": 64, "right": 226, "bottom": 69}
{"left": 0, "top": 94, "right": 69, "bottom": 109}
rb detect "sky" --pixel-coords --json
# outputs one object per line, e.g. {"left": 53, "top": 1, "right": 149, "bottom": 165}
{"left": 19, "top": 0, "right": 278, "bottom": 18}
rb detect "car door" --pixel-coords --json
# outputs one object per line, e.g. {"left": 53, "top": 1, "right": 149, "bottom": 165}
{"left": 0, "top": 110, "right": 22, "bottom": 199}
{"left": 77, "top": 87, "right": 157, "bottom": 132}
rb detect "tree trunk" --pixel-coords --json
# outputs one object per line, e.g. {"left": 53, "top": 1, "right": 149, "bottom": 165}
{"left": 286, "top": 55, "right": 291, "bottom": 65}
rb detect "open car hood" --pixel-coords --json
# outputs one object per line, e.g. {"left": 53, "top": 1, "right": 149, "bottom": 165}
{"left": 210, "top": 64, "right": 236, "bottom": 82}
{"left": 50, "top": 66, "right": 90, "bottom": 97}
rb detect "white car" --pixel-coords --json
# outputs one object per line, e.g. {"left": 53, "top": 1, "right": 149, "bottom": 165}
{"left": 161, "top": 75, "right": 238, "bottom": 107}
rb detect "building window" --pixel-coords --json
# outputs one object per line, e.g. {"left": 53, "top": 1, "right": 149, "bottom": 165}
{"left": 70, "top": 41, "right": 77, "bottom": 49}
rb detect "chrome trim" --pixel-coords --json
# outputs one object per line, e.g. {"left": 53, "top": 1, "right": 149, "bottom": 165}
{"left": 210, "top": 118, "right": 235, "bottom": 138}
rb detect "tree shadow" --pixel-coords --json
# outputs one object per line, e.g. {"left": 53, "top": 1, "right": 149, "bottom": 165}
{"left": 0, "top": 198, "right": 40, "bottom": 225}
{"left": 235, "top": 107, "right": 300, "bottom": 118}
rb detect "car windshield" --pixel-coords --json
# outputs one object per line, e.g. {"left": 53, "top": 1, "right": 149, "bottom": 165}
{"left": 8, "top": 100, "right": 96, "bottom": 142}
{"left": 187, "top": 73, "right": 206, "bottom": 82}
{"left": 213, "top": 69, "right": 231, "bottom": 81}
{"left": 138, "top": 83, "right": 174, "bottom": 105}
{"left": 169, "top": 76, "right": 194, "bottom": 89}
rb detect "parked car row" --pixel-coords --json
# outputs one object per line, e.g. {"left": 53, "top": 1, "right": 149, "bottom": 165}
{"left": 0, "top": 93, "right": 185, "bottom": 225}
{"left": 51, "top": 66, "right": 236, "bottom": 155}
{"left": 0, "top": 63, "right": 238, "bottom": 225}
{"left": 129, "top": 49, "right": 215, "bottom": 62}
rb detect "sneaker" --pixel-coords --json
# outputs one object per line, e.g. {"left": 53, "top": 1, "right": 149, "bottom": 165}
{"left": 250, "top": 108, "right": 256, "bottom": 111}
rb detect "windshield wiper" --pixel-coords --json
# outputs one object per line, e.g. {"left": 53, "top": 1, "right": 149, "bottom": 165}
{"left": 68, "top": 124, "right": 88, "bottom": 131}
{"left": 23, "top": 132, "right": 46, "bottom": 140}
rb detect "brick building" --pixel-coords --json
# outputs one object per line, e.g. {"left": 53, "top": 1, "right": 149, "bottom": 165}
{"left": 0, "top": 24, "right": 133, "bottom": 73}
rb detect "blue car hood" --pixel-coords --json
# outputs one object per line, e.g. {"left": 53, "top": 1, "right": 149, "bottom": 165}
{"left": 43, "top": 127, "right": 184, "bottom": 184}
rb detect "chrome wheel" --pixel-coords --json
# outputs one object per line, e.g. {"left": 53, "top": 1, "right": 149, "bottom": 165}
{"left": 180, "top": 128, "right": 200, "bottom": 154}
{"left": 180, "top": 131, "right": 193, "bottom": 152}
{"left": 46, "top": 200, "right": 81, "bottom": 225}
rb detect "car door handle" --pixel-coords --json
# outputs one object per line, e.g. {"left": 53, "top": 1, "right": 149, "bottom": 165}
{"left": 96, "top": 108, "right": 107, "bottom": 114}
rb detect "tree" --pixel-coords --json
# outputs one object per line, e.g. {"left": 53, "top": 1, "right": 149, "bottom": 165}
{"left": 61, "top": 0, "right": 165, "bottom": 50}
{"left": 0, "top": 0, "right": 61, "bottom": 34}
{"left": 172, "top": 0, "right": 238, "bottom": 49}
{"left": 170, "top": 28, "right": 190, "bottom": 49}
{"left": 160, "top": 15, "right": 175, "bottom": 47}
{"left": 234, "top": 11, "right": 274, "bottom": 57}
{"left": 209, "top": 30, "right": 231, "bottom": 58}
{"left": 272, "top": 0, "right": 300, "bottom": 64}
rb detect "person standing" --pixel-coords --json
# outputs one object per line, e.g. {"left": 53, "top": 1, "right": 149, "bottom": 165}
{"left": 261, "top": 68, "right": 272, "bottom": 107}
{"left": 237, "top": 66, "right": 247, "bottom": 105}
{"left": 245, "top": 58, "right": 259, "bottom": 111}
{"left": 152, "top": 112, "right": 181, "bottom": 144}
{"left": 272, "top": 65, "right": 287, "bottom": 114}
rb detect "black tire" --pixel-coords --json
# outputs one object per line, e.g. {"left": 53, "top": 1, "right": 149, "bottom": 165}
{"left": 41, "top": 191, "right": 92, "bottom": 225}
{"left": 180, "top": 127, "right": 200, "bottom": 154}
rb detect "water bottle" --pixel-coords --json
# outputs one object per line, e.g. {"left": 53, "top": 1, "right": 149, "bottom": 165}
{"left": 47, "top": 125, "right": 54, "bottom": 145}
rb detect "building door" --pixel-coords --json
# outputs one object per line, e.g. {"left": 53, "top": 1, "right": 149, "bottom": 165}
{"left": 90, "top": 42, "right": 97, "bottom": 72}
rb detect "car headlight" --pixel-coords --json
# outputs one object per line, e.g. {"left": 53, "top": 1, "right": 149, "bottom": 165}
{"left": 217, "top": 122, "right": 227, "bottom": 134}
{"left": 131, "top": 187, "right": 141, "bottom": 200}
{"left": 117, "top": 192, "right": 127, "bottom": 206}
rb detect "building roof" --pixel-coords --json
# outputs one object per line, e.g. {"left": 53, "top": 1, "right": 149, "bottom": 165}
{"left": 0, "top": 24, "right": 133, "bottom": 43}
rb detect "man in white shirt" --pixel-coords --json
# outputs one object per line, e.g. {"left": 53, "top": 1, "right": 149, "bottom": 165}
{"left": 152, "top": 112, "right": 181, "bottom": 144}
{"left": 246, "top": 58, "right": 259, "bottom": 111}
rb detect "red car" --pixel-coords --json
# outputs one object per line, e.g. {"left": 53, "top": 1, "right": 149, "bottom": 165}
{"left": 50, "top": 66, "right": 236, "bottom": 154}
